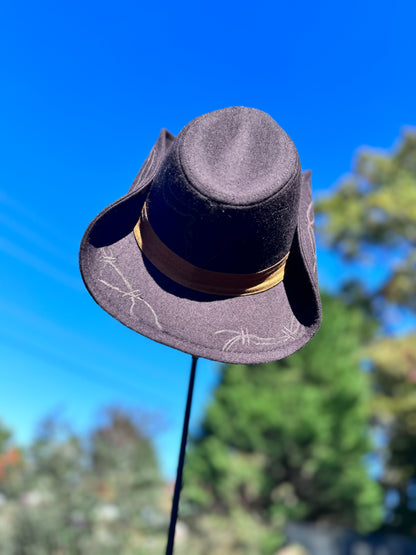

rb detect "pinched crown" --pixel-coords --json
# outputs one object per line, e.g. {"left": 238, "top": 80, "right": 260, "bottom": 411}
{"left": 145, "top": 107, "right": 302, "bottom": 274}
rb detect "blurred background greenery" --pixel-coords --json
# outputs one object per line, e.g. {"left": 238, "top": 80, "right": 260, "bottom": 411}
{"left": 1, "top": 131, "right": 416, "bottom": 553}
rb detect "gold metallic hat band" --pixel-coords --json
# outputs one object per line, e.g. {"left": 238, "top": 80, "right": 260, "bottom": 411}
{"left": 133, "top": 203, "right": 289, "bottom": 297}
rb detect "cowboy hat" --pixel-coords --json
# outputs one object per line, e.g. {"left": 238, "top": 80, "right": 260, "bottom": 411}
{"left": 79, "top": 107, "right": 321, "bottom": 364}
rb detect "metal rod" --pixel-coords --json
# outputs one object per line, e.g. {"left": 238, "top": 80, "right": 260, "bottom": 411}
{"left": 165, "top": 355, "right": 198, "bottom": 555}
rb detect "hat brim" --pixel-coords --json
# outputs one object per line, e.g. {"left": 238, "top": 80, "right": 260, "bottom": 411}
{"left": 79, "top": 130, "right": 321, "bottom": 364}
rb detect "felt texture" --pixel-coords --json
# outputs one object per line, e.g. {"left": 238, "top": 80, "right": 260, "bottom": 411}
{"left": 147, "top": 108, "right": 300, "bottom": 273}
{"left": 79, "top": 107, "right": 321, "bottom": 364}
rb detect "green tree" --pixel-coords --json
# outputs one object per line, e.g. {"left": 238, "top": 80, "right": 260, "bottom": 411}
{"left": 89, "top": 407, "right": 166, "bottom": 551}
{"left": 317, "top": 128, "right": 416, "bottom": 315}
{"left": 182, "top": 294, "right": 383, "bottom": 554}
{"left": 0, "top": 408, "right": 167, "bottom": 554}
{"left": 0, "top": 420, "right": 12, "bottom": 454}
{"left": 317, "top": 129, "right": 416, "bottom": 535}
{"left": 0, "top": 420, "right": 22, "bottom": 499}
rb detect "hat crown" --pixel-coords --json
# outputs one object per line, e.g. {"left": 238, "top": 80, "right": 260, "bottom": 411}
{"left": 180, "top": 106, "right": 299, "bottom": 205}
{"left": 146, "top": 107, "right": 302, "bottom": 273}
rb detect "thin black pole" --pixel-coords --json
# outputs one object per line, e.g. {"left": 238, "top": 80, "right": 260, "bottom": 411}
{"left": 165, "top": 355, "right": 198, "bottom": 555}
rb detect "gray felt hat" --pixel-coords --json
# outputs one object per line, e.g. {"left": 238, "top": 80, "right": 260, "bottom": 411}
{"left": 79, "top": 107, "right": 321, "bottom": 364}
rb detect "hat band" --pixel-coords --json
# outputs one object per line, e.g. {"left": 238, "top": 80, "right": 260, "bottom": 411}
{"left": 133, "top": 203, "right": 289, "bottom": 297}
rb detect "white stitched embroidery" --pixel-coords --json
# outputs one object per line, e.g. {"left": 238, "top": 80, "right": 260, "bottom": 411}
{"left": 99, "top": 248, "right": 162, "bottom": 330}
{"left": 215, "top": 328, "right": 277, "bottom": 352}
{"left": 307, "top": 201, "right": 317, "bottom": 273}
{"left": 280, "top": 315, "right": 302, "bottom": 343}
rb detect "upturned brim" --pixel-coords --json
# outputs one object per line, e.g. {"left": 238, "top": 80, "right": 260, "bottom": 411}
{"left": 79, "top": 130, "right": 321, "bottom": 364}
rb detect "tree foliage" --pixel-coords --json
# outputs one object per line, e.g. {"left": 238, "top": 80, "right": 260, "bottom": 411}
{"left": 317, "top": 129, "right": 416, "bottom": 313}
{"left": 0, "top": 408, "right": 168, "bottom": 554}
{"left": 366, "top": 334, "right": 416, "bottom": 535}
{"left": 317, "top": 129, "right": 416, "bottom": 536}
{"left": 183, "top": 294, "right": 383, "bottom": 553}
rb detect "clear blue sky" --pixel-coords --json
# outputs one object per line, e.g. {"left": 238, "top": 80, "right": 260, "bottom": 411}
{"left": 1, "top": 0, "right": 415, "bottom": 479}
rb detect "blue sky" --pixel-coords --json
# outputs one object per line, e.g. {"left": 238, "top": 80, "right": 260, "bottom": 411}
{"left": 1, "top": 0, "right": 416, "bottom": 479}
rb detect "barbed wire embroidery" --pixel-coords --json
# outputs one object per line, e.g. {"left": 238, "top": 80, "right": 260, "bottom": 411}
{"left": 307, "top": 201, "right": 317, "bottom": 274}
{"left": 214, "top": 329, "right": 277, "bottom": 352}
{"left": 98, "top": 247, "right": 162, "bottom": 330}
{"left": 280, "top": 315, "right": 302, "bottom": 343}
{"left": 214, "top": 315, "right": 305, "bottom": 352}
